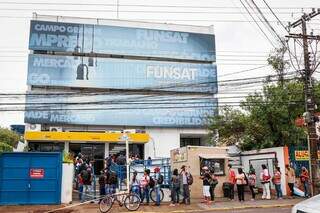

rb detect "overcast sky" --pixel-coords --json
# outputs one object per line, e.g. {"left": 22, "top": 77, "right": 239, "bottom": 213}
{"left": 0, "top": 0, "right": 320, "bottom": 127}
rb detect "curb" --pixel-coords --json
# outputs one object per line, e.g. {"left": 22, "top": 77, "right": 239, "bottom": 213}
{"left": 127, "top": 203, "right": 294, "bottom": 213}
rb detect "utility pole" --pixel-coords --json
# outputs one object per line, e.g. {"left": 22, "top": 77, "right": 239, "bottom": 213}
{"left": 287, "top": 9, "right": 320, "bottom": 196}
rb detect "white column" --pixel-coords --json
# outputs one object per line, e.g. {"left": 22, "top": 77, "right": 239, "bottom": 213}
{"left": 104, "top": 143, "right": 109, "bottom": 158}
{"left": 64, "top": 142, "right": 69, "bottom": 153}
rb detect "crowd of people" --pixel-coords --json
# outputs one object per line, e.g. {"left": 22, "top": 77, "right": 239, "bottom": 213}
{"left": 222, "top": 163, "right": 311, "bottom": 204}
{"left": 74, "top": 152, "right": 311, "bottom": 205}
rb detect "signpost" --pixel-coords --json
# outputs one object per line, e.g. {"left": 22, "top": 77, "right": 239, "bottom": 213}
{"left": 121, "top": 133, "right": 130, "bottom": 193}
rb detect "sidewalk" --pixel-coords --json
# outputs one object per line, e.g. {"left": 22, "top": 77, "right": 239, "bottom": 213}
{"left": 0, "top": 197, "right": 302, "bottom": 213}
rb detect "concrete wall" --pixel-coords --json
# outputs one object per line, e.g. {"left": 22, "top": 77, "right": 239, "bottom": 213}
{"left": 145, "top": 128, "right": 208, "bottom": 159}
{"left": 61, "top": 163, "right": 74, "bottom": 204}
{"left": 240, "top": 147, "right": 288, "bottom": 196}
{"left": 171, "top": 146, "right": 229, "bottom": 198}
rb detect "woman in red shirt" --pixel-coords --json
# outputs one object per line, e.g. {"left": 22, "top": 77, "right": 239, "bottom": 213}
{"left": 300, "top": 167, "right": 310, "bottom": 198}
{"left": 272, "top": 167, "right": 283, "bottom": 199}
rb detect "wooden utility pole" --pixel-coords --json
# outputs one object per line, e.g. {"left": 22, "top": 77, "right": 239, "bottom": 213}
{"left": 287, "top": 9, "right": 320, "bottom": 196}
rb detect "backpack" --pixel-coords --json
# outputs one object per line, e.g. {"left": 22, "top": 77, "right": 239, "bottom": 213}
{"left": 149, "top": 176, "right": 155, "bottom": 188}
{"left": 187, "top": 173, "right": 193, "bottom": 185}
{"left": 157, "top": 174, "right": 164, "bottom": 184}
{"left": 81, "top": 170, "right": 91, "bottom": 183}
{"left": 172, "top": 175, "right": 180, "bottom": 188}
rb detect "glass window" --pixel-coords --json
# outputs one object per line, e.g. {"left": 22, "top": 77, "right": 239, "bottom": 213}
{"left": 180, "top": 138, "right": 200, "bottom": 147}
{"left": 200, "top": 158, "right": 225, "bottom": 176}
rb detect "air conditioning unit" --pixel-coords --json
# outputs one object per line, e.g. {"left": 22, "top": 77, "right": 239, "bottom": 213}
{"left": 26, "top": 124, "right": 41, "bottom": 131}
{"left": 123, "top": 129, "right": 137, "bottom": 133}
{"left": 49, "top": 126, "right": 63, "bottom": 132}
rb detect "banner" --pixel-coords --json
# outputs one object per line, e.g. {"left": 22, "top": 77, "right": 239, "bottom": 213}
{"left": 24, "top": 94, "right": 218, "bottom": 127}
{"left": 29, "top": 20, "right": 215, "bottom": 61}
{"left": 295, "top": 150, "right": 320, "bottom": 161}
{"left": 27, "top": 54, "right": 217, "bottom": 93}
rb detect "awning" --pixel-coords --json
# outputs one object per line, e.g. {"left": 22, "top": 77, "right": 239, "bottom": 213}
{"left": 24, "top": 131, "right": 149, "bottom": 143}
{"left": 199, "top": 153, "right": 230, "bottom": 159}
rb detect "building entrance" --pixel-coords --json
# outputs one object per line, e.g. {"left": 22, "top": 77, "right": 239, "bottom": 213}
{"left": 69, "top": 143, "right": 105, "bottom": 175}
{"left": 109, "top": 143, "right": 144, "bottom": 159}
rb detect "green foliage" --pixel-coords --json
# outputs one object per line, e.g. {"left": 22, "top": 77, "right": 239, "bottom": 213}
{"left": 0, "top": 127, "right": 20, "bottom": 147}
{"left": 63, "top": 151, "right": 74, "bottom": 163}
{"left": 209, "top": 81, "right": 310, "bottom": 151}
{"left": 0, "top": 142, "right": 13, "bottom": 152}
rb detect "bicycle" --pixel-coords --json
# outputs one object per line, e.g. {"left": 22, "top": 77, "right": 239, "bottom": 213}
{"left": 99, "top": 192, "right": 141, "bottom": 213}
{"left": 150, "top": 187, "right": 164, "bottom": 202}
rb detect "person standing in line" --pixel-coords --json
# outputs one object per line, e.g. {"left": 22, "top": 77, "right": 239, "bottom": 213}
{"left": 154, "top": 167, "right": 163, "bottom": 206}
{"left": 285, "top": 164, "right": 296, "bottom": 198}
{"left": 98, "top": 171, "right": 106, "bottom": 200}
{"left": 108, "top": 171, "right": 118, "bottom": 194}
{"left": 260, "top": 164, "right": 271, "bottom": 200}
{"left": 236, "top": 168, "right": 246, "bottom": 202}
{"left": 300, "top": 167, "right": 310, "bottom": 198}
{"left": 140, "top": 169, "right": 150, "bottom": 205}
{"left": 227, "top": 164, "right": 236, "bottom": 201}
{"left": 180, "top": 165, "right": 192, "bottom": 205}
{"left": 248, "top": 170, "right": 257, "bottom": 201}
{"left": 273, "top": 167, "right": 283, "bottom": 199}
{"left": 209, "top": 168, "right": 218, "bottom": 202}
{"left": 130, "top": 171, "right": 140, "bottom": 197}
{"left": 170, "top": 169, "right": 180, "bottom": 207}
{"left": 200, "top": 166, "right": 211, "bottom": 204}
{"left": 81, "top": 167, "right": 93, "bottom": 202}
{"left": 78, "top": 172, "right": 84, "bottom": 202}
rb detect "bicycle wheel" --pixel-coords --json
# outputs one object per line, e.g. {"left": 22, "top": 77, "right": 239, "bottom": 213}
{"left": 124, "top": 193, "right": 141, "bottom": 211}
{"left": 150, "top": 188, "right": 164, "bottom": 202}
{"left": 99, "top": 196, "right": 113, "bottom": 213}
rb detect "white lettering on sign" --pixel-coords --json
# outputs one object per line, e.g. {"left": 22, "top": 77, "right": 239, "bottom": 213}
{"left": 32, "top": 57, "right": 77, "bottom": 68}
{"left": 146, "top": 65, "right": 197, "bottom": 80}
{"left": 136, "top": 29, "right": 189, "bottom": 44}
{"left": 153, "top": 117, "right": 203, "bottom": 125}
{"left": 34, "top": 23, "right": 79, "bottom": 33}
{"left": 29, "top": 33, "right": 77, "bottom": 48}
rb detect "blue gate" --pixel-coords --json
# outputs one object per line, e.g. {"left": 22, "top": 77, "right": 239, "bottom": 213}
{"left": 0, "top": 152, "right": 62, "bottom": 205}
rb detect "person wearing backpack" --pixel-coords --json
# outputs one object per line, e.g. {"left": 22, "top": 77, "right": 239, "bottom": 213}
{"left": 260, "top": 164, "right": 271, "bottom": 200}
{"left": 170, "top": 169, "right": 180, "bottom": 207}
{"left": 180, "top": 165, "right": 192, "bottom": 205}
{"left": 81, "top": 167, "right": 92, "bottom": 202}
{"left": 154, "top": 167, "right": 163, "bottom": 206}
{"left": 140, "top": 169, "right": 150, "bottom": 205}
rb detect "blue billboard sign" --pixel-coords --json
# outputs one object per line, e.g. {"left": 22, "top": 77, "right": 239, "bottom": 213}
{"left": 24, "top": 94, "right": 217, "bottom": 127}
{"left": 29, "top": 20, "right": 215, "bottom": 61}
{"left": 27, "top": 54, "right": 217, "bottom": 93}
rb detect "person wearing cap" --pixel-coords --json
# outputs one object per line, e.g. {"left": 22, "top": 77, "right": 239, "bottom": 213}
{"left": 154, "top": 167, "right": 163, "bottom": 206}
{"left": 180, "top": 165, "right": 191, "bottom": 205}
{"left": 200, "top": 166, "right": 211, "bottom": 204}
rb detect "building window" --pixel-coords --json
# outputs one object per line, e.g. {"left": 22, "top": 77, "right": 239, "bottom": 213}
{"left": 180, "top": 138, "right": 200, "bottom": 147}
{"left": 200, "top": 158, "right": 225, "bottom": 176}
{"left": 28, "top": 142, "right": 64, "bottom": 152}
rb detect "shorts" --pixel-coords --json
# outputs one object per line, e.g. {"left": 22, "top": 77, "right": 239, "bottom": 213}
{"left": 203, "top": 185, "right": 210, "bottom": 197}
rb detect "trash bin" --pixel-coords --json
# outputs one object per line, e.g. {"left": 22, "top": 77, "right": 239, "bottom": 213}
{"left": 223, "top": 182, "right": 231, "bottom": 198}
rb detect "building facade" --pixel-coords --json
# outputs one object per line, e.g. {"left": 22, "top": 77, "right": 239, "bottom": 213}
{"left": 24, "top": 15, "right": 218, "bottom": 171}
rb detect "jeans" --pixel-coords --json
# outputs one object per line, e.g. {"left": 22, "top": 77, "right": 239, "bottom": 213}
{"left": 79, "top": 184, "right": 84, "bottom": 201}
{"left": 210, "top": 185, "right": 216, "bottom": 201}
{"left": 249, "top": 185, "right": 256, "bottom": 199}
{"left": 182, "top": 184, "right": 190, "bottom": 204}
{"left": 131, "top": 185, "right": 140, "bottom": 197}
{"left": 105, "top": 184, "right": 116, "bottom": 195}
{"left": 262, "top": 182, "right": 271, "bottom": 199}
{"left": 275, "top": 184, "right": 283, "bottom": 198}
{"left": 155, "top": 185, "right": 161, "bottom": 206}
{"left": 302, "top": 181, "right": 309, "bottom": 197}
{"left": 237, "top": 184, "right": 245, "bottom": 201}
{"left": 288, "top": 183, "right": 294, "bottom": 196}
{"left": 171, "top": 186, "right": 180, "bottom": 204}
{"left": 141, "top": 187, "right": 150, "bottom": 204}
{"left": 82, "top": 184, "right": 92, "bottom": 202}
{"left": 229, "top": 184, "right": 235, "bottom": 200}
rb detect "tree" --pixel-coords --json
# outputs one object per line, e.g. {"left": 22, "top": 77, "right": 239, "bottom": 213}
{"left": 0, "top": 127, "right": 20, "bottom": 152}
{"left": 209, "top": 81, "right": 313, "bottom": 151}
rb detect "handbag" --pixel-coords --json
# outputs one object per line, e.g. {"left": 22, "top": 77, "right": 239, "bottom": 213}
{"left": 253, "top": 187, "right": 259, "bottom": 194}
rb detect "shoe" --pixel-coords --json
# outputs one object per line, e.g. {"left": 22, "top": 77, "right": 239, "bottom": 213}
{"left": 169, "top": 204, "right": 175, "bottom": 207}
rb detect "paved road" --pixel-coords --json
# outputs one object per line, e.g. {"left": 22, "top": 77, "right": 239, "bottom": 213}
{"left": 202, "top": 207, "right": 291, "bottom": 213}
